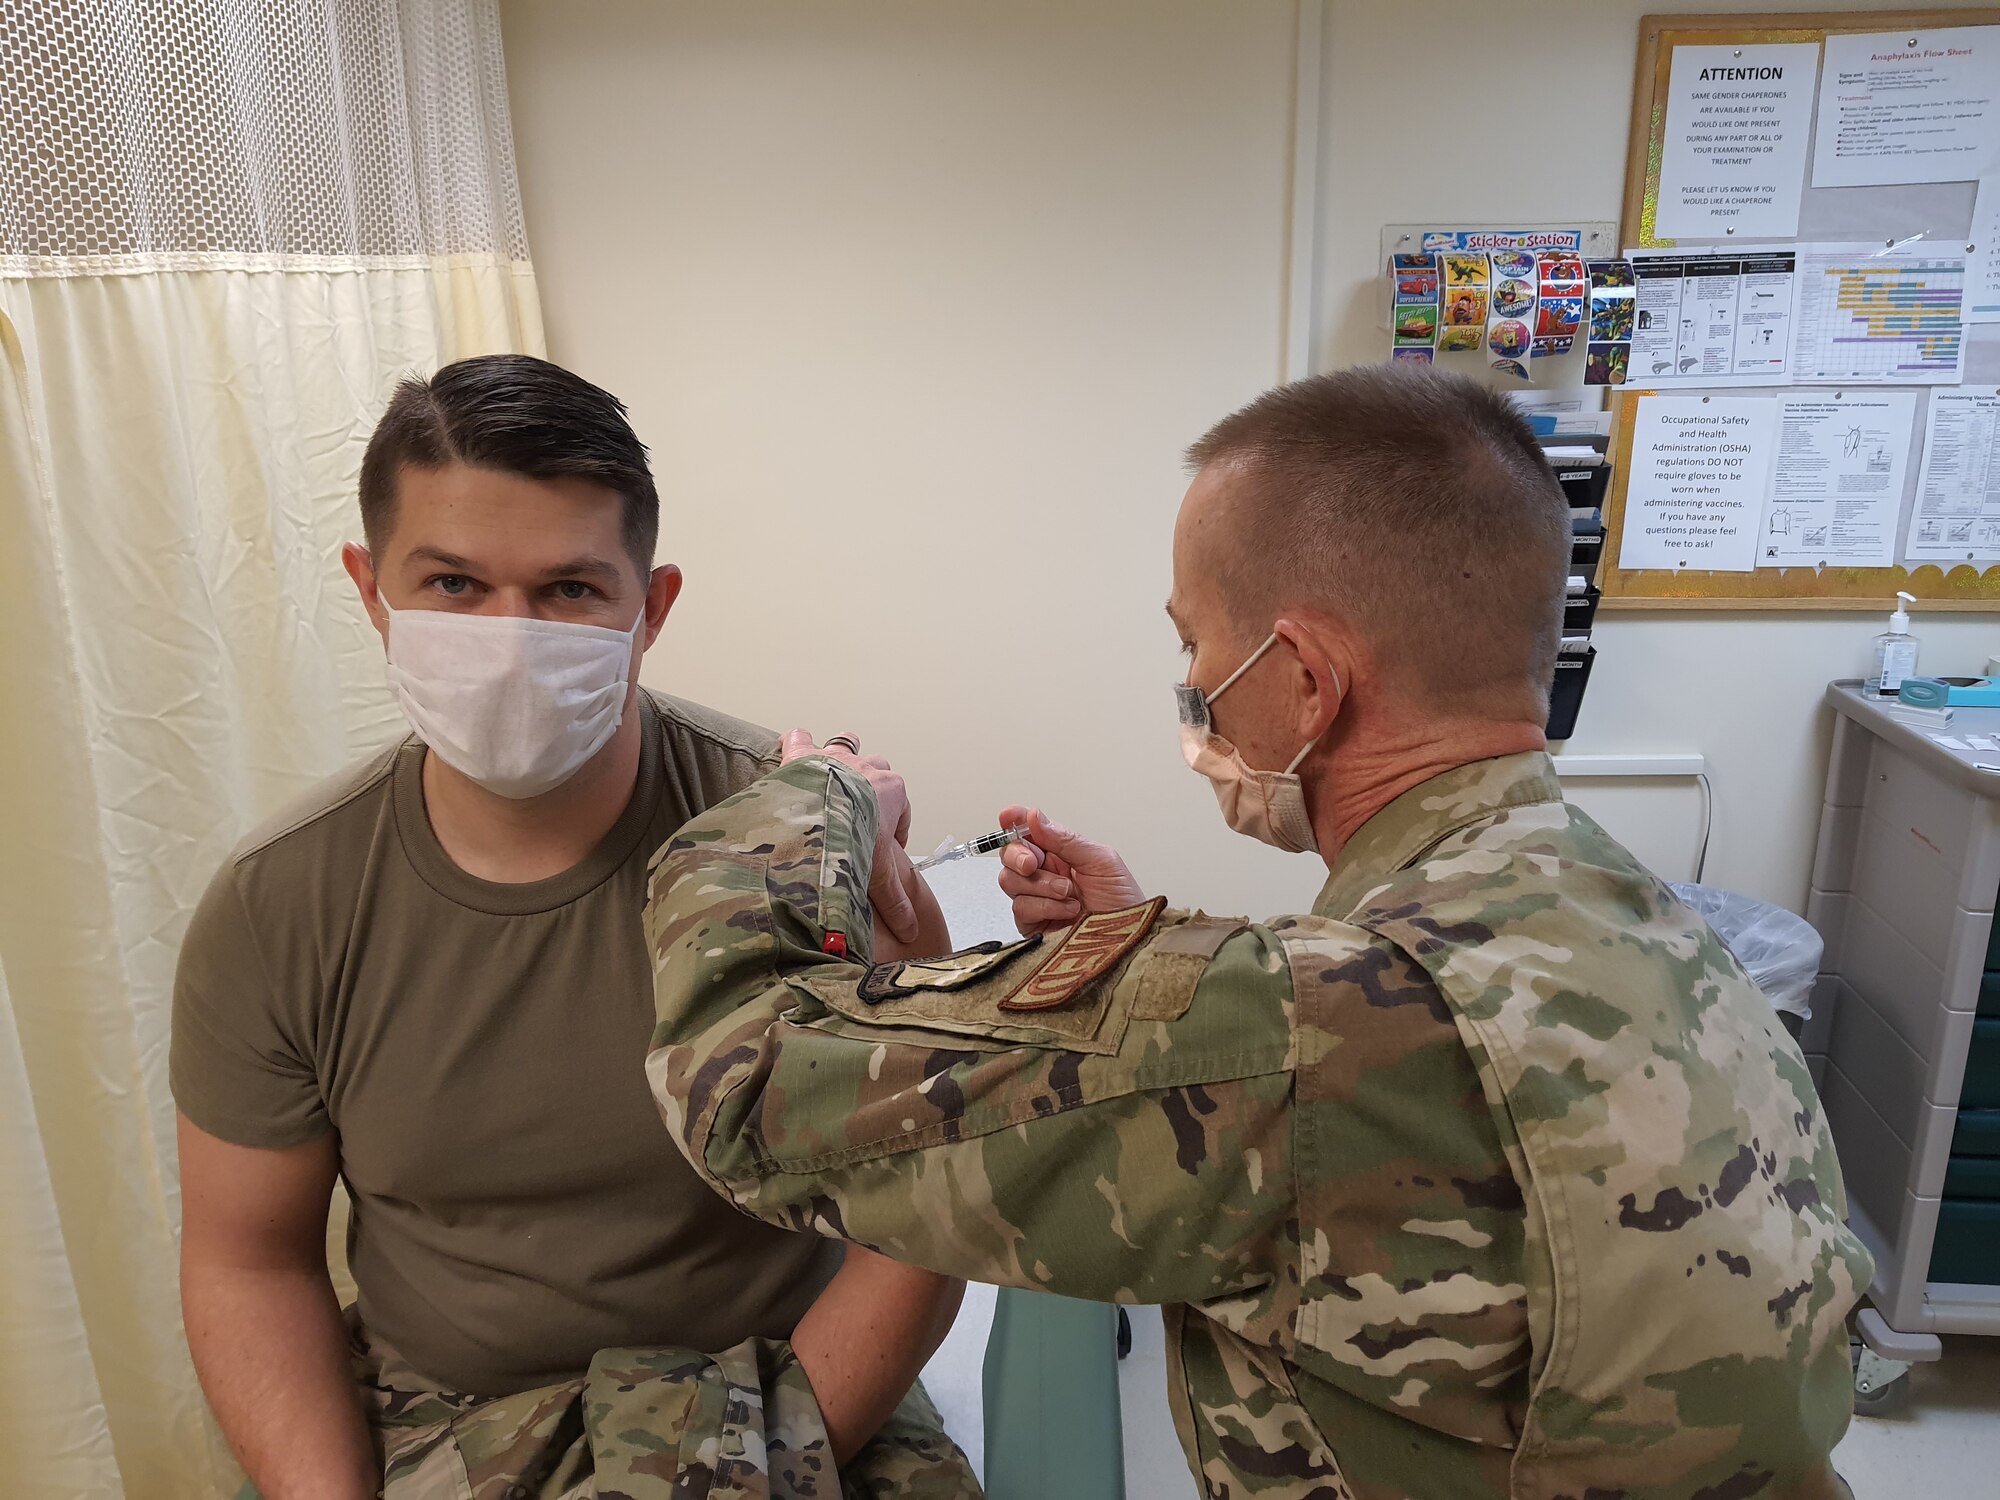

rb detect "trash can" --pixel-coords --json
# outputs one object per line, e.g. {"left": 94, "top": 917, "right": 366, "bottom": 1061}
{"left": 1668, "top": 882, "right": 1822, "bottom": 1036}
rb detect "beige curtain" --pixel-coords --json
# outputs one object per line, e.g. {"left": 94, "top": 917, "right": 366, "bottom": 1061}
{"left": 0, "top": 4, "right": 543, "bottom": 1494}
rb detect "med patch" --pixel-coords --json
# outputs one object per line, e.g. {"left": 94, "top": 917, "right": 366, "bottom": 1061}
{"left": 999, "top": 897, "right": 1168, "bottom": 1012}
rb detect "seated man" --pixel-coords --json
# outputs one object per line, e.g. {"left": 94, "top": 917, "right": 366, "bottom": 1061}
{"left": 643, "top": 365, "right": 1872, "bottom": 1499}
{"left": 172, "top": 355, "right": 978, "bottom": 1499}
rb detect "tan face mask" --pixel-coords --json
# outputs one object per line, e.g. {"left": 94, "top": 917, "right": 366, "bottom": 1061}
{"left": 1173, "top": 632, "right": 1335, "bottom": 855}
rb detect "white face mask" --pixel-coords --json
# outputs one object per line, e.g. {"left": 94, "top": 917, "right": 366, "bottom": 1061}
{"left": 1174, "top": 632, "right": 1333, "bottom": 855}
{"left": 383, "top": 599, "right": 643, "bottom": 800}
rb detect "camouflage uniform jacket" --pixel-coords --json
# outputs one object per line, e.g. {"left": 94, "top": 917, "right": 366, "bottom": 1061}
{"left": 645, "top": 752, "right": 1872, "bottom": 1500}
{"left": 274, "top": 1314, "right": 977, "bottom": 1500}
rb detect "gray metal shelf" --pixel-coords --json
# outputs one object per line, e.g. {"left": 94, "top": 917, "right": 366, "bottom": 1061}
{"left": 1807, "top": 682, "right": 2000, "bottom": 1359}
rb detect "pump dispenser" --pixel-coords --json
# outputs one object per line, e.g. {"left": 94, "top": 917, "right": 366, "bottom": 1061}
{"left": 1866, "top": 592, "right": 1921, "bottom": 699}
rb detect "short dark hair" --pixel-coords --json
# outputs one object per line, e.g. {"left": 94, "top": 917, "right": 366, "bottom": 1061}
{"left": 359, "top": 355, "right": 659, "bottom": 573}
{"left": 1186, "top": 364, "right": 1568, "bottom": 717}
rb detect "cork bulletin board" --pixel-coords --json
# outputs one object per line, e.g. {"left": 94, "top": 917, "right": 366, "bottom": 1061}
{"left": 1600, "top": 9, "right": 2000, "bottom": 610}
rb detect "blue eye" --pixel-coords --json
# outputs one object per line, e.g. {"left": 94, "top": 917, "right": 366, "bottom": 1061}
{"left": 433, "top": 575, "right": 471, "bottom": 596}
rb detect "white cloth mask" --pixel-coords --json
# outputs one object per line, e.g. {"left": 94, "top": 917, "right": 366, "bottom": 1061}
{"left": 1174, "top": 632, "right": 1333, "bottom": 854}
{"left": 384, "top": 600, "right": 643, "bottom": 800}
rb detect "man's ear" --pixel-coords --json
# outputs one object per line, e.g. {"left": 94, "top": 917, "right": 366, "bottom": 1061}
{"left": 642, "top": 564, "right": 684, "bottom": 650}
{"left": 341, "top": 541, "right": 387, "bottom": 640}
{"left": 1275, "top": 616, "right": 1348, "bottom": 742}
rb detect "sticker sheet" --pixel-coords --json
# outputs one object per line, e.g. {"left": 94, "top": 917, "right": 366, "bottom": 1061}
{"left": 1388, "top": 252, "right": 1440, "bottom": 361}
{"left": 1487, "top": 249, "right": 1538, "bottom": 381}
{"left": 1533, "top": 250, "right": 1584, "bottom": 360}
{"left": 1585, "top": 259, "right": 1635, "bottom": 385}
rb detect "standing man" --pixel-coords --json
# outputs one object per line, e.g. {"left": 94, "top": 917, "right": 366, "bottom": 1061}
{"left": 172, "top": 356, "right": 977, "bottom": 1498}
{"left": 643, "top": 366, "right": 1871, "bottom": 1499}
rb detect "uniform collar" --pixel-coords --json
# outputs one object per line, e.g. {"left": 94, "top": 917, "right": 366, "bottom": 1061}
{"left": 1311, "top": 751, "right": 1564, "bottom": 918}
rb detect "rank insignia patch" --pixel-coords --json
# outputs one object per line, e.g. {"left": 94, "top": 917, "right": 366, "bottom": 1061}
{"left": 857, "top": 935, "right": 1042, "bottom": 1004}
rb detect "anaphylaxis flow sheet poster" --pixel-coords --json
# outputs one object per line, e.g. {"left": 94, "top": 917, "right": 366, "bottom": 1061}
{"left": 1813, "top": 27, "right": 2000, "bottom": 188}
{"left": 1654, "top": 43, "right": 1818, "bottom": 238}
{"left": 1760, "top": 392, "right": 1918, "bottom": 567}
{"left": 1620, "top": 397, "right": 1779, "bottom": 572}
{"left": 1904, "top": 387, "right": 2000, "bottom": 562}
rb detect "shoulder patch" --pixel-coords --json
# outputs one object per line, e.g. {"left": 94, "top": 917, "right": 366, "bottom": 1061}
{"left": 1000, "top": 897, "right": 1168, "bottom": 1012}
{"left": 857, "top": 936, "right": 1042, "bottom": 1003}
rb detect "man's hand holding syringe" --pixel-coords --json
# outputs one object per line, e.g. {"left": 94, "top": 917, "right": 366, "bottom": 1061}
{"left": 779, "top": 731, "right": 1146, "bottom": 946}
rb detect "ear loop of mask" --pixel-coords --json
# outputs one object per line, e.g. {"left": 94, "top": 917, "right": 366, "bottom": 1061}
{"left": 1195, "top": 632, "right": 1344, "bottom": 749}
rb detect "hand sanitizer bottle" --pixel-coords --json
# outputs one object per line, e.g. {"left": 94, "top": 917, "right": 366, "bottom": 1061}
{"left": 1866, "top": 592, "right": 1920, "bottom": 699}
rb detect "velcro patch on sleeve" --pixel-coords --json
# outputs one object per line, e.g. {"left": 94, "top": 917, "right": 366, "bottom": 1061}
{"left": 857, "top": 936, "right": 1042, "bottom": 1004}
{"left": 999, "top": 896, "right": 1168, "bottom": 1012}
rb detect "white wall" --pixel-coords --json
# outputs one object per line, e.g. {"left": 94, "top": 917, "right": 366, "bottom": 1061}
{"left": 502, "top": 0, "right": 2000, "bottom": 918}
{"left": 1316, "top": 0, "right": 2000, "bottom": 908}
{"left": 500, "top": 0, "right": 1322, "bottom": 918}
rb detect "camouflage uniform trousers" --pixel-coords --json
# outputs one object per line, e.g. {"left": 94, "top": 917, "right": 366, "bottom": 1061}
{"left": 237, "top": 1317, "right": 980, "bottom": 1500}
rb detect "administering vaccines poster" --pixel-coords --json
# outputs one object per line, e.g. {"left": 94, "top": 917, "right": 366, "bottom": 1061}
{"left": 1620, "top": 396, "right": 1779, "bottom": 572}
{"left": 1903, "top": 387, "right": 2000, "bottom": 562}
{"left": 1761, "top": 392, "right": 1917, "bottom": 567}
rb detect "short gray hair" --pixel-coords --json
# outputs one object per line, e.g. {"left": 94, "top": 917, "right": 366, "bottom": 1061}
{"left": 1186, "top": 364, "right": 1569, "bottom": 717}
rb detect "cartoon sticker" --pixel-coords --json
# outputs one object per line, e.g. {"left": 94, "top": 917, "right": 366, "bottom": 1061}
{"left": 1492, "top": 278, "right": 1535, "bottom": 318}
{"left": 1536, "top": 252, "right": 1585, "bottom": 285}
{"left": 1437, "top": 324, "right": 1484, "bottom": 352}
{"left": 1394, "top": 304, "right": 1438, "bottom": 346}
{"left": 1584, "top": 341, "right": 1630, "bottom": 385}
{"left": 1391, "top": 252, "right": 1439, "bottom": 270}
{"left": 1491, "top": 357, "right": 1531, "bottom": 381}
{"left": 1395, "top": 267, "right": 1441, "bottom": 304}
{"left": 1532, "top": 334, "right": 1575, "bottom": 358}
{"left": 1443, "top": 252, "right": 1490, "bottom": 286}
{"left": 1391, "top": 346, "right": 1435, "bottom": 363}
{"left": 1589, "top": 296, "right": 1634, "bottom": 342}
{"left": 1491, "top": 250, "right": 1535, "bottom": 279}
{"left": 1488, "top": 319, "right": 1531, "bottom": 359}
{"left": 1587, "top": 259, "right": 1635, "bottom": 288}
{"left": 1443, "top": 287, "right": 1489, "bottom": 326}
{"left": 1537, "top": 296, "right": 1583, "bottom": 336}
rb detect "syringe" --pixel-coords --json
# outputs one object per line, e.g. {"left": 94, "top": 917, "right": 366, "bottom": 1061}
{"left": 910, "top": 826, "right": 1028, "bottom": 872}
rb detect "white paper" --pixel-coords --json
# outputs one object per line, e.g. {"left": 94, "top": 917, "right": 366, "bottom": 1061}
{"left": 1904, "top": 386, "right": 2000, "bottom": 561}
{"left": 1813, "top": 27, "right": 2000, "bottom": 187}
{"left": 1627, "top": 250, "right": 1794, "bottom": 386}
{"left": 1760, "top": 392, "right": 1917, "bottom": 566}
{"left": 1971, "top": 178, "right": 2000, "bottom": 323}
{"left": 1789, "top": 245, "right": 1968, "bottom": 384}
{"left": 1655, "top": 43, "right": 1820, "bottom": 237}
{"left": 1620, "top": 397, "right": 1779, "bottom": 572}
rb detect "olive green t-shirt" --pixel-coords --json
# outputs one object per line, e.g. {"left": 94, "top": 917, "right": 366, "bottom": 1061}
{"left": 170, "top": 691, "right": 839, "bottom": 1397}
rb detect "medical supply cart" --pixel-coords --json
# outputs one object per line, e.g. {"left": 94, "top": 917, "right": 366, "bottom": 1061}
{"left": 1805, "top": 684, "right": 2000, "bottom": 1403}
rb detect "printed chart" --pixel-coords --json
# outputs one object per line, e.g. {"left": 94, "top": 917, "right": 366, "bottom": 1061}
{"left": 1789, "top": 249, "right": 1967, "bottom": 383}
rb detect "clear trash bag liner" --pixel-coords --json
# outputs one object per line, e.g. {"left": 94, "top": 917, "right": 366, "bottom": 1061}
{"left": 1667, "top": 882, "right": 1821, "bottom": 1020}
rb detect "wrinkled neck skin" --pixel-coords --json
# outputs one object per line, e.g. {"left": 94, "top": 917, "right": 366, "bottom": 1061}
{"left": 420, "top": 682, "right": 646, "bottom": 884}
{"left": 1305, "top": 716, "right": 1548, "bottom": 869}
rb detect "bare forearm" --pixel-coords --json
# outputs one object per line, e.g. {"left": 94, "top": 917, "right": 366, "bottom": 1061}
{"left": 792, "top": 1247, "right": 964, "bottom": 1467}
{"left": 182, "top": 1260, "right": 377, "bottom": 1500}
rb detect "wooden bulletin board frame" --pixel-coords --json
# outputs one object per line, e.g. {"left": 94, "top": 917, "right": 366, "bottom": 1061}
{"left": 1601, "top": 9, "right": 2000, "bottom": 611}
